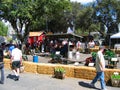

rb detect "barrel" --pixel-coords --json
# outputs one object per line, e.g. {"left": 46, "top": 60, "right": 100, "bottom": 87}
{"left": 33, "top": 55, "right": 38, "bottom": 63}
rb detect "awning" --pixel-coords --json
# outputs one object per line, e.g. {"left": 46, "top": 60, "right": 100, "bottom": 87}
{"left": 29, "top": 32, "right": 44, "bottom": 37}
{"left": 46, "top": 33, "right": 83, "bottom": 39}
{"left": 110, "top": 32, "right": 120, "bottom": 39}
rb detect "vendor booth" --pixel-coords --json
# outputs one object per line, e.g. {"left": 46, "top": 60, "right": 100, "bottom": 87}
{"left": 28, "top": 31, "right": 45, "bottom": 45}
{"left": 110, "top": 32, "right": 120, "bottom": 49}
{"left": 46, "top": 33, "right": 83, "bottom": 40}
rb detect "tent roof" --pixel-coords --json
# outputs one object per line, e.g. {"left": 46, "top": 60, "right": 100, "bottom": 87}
{"left": 46, "top": 33, "right": 83, "bottom": 39}
{"left": 110, "top": 32, "right": 120, "bottom": 39}
{"left": 29, "top": 32, "right": 44, "bottom": 37}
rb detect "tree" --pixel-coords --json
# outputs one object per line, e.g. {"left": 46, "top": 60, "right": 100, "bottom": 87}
{"left": 93, "top": 0, "right": 120, "bottom": 34}
{"left": 34, "top": 0, "right": 71, "bottom": 32}
{"left": 69, "top": 2, "right": 100, "bottom": 37}
{"left": 0, "top": 21, "right": 8, "bottom": 36}
{"left": 75, "top": 5, "right": 99, "bottom": 34}
{"left": 0, "top": 0, "right": 35, "bottom": 42}
{"left": 0, "top": 0, "right": 71, "bottom": 43}
{"left": 91, "top": 0, "right": 120, "bottom": 45}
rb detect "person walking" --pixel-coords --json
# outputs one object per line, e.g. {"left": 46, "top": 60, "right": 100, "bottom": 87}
{"left": 0, "top": 43, "right": 5, "bottom": 84}
{"left": 90, "top": 46, "right": 107, "bottom": 90}
{"left": 11, "top": 45, "right": 22, "bottom": 81}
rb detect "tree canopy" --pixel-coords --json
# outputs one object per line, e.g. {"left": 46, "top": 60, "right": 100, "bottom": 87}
{"left": 0, "top": 0, "right": 71, "bottom": 42}
{"left": 0, "top": 21, "right": 8, "bottom": 36}
{"left": 0, "top": 0, "right": 120, "bottom": 45}
{"left": 93, "top": 0, "right": 120, "bottom": 34}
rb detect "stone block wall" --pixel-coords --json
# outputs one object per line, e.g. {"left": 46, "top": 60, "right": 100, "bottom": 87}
{"left": 4, "top": 59, "right": 120, "bottom": 83}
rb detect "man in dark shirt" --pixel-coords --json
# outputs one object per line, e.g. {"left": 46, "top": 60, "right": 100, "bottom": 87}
{"left": 0, "top": 43, "right": 4, "bottom": 84}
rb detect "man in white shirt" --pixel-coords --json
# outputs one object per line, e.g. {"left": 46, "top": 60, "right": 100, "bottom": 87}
{"left": 11, "top": 45, "right": 22, "bottom": 81}
{"left": 90, "top": 46, "right": 107, "bottom": 90}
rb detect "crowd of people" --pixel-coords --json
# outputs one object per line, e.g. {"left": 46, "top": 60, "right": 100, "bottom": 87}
{"left": 24, "top": 38, "right": 96, "bottom": 53}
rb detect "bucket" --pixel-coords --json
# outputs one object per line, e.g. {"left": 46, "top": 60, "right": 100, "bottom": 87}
{"left": 33, "top": 55, "right": 38, "bottom": 63}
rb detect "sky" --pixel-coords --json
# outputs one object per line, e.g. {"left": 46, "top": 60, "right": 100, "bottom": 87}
{"left": 70, "top": 0, "right": 95, "bottom": 4}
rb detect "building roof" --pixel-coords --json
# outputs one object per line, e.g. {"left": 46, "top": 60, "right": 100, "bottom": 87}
{"left": 29, "top": 32, "right": 44, "bottom": 37}
{"left": 46, "top": 33, "right": 83, "bottom": 39}
{"left": 110, "top": 32, "right": 120, "bottom": 39}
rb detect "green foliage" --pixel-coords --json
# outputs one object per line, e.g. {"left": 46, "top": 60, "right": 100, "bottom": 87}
{"left": 93, "top": 0, "right": 120, "bottom": 34}
{"left": 77, "top": 7, "right": 93, "bottom": 30}
{"left": 54, "top": 67, "right": 65, "bottom": 73}
{"left": 0, "top": 21, "right": 8, "bottom": 36}
{"left": 91, "top": 52, "right": 97, "bottom": 58}
{"left": 0, "top": 0, "right": 71, "bottom": 41}
{"left": 91, "top": 50, "right": 116, "bottom": 60}
{"left": 104, "top": 49, "right": 116, "bottom": 60}
{"left": 0, "top": 0, "right": 35, "bottom": 42}
{"left": 111, "top": 75, "right": 120, "bottom": 80}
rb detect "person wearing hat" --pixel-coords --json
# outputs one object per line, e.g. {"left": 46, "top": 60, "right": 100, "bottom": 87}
{"left": 90, "top": 46, "right": 107, "bottom": 90}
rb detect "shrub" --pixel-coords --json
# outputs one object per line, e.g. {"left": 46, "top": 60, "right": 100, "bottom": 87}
{"left": 104, "top": 49, "right": 116, "bottom": 60}
{"left": 111, "top": 75, "right": 120, "bottom": 80}
{"left": 54, "top": 67, "right": 65, "bottom": 73}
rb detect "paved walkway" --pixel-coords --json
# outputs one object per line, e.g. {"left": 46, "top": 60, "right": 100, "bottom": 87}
{"left": 0, "top": 69, "right": 119, "bottom": 90}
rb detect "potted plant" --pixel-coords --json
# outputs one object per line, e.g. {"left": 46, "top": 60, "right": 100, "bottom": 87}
{"left": 111, "top": 72, "right": 120, "bottom": 87}
{"left": 104, "top": 49, "right": 117, "bottom": 68}
{"left": 53, "top": 67, "right": 65, "bottom": 79}
{"left": 91, "top": 52, "right": 97, "bottom": 61}
{"left": 104, "top": 49, "right": 116, "bottom": 60}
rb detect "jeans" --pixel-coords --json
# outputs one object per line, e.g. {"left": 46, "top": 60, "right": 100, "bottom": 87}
{"left": 91, "top": 72, "right": 106, "bottom": 89}
{"left": 0, "top": 64, "right": 4, "bottom": 82}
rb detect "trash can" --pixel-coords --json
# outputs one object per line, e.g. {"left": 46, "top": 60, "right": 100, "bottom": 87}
{"left": 33, "top": 55, "right": 38, "bottom": 63}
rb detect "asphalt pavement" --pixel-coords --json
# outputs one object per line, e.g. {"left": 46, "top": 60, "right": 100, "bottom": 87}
{"left": 0, "top": 69, "right": 120, "bottom": 90}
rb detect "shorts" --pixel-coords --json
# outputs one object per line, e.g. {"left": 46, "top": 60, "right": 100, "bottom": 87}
{"left": 12, "top": 61, "right": 21, "bottom": 69}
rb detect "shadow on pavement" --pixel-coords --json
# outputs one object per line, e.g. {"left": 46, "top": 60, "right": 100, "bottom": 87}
{"left": 6, "top": 74, "right": 16, "bottom": 80}
{"left": 78, "top": 81, "right": 100, "bottom": 90}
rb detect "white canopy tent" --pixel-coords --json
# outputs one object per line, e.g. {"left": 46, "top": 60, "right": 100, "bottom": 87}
{"left": 110, "top": 32, "right": 120, "bottom": 39}
{"left": 110, "top": 32, "right": 120, "bottom": 49}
